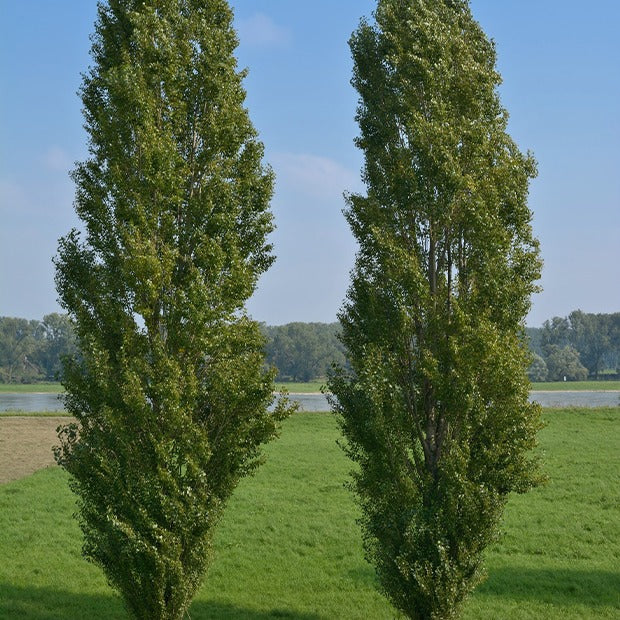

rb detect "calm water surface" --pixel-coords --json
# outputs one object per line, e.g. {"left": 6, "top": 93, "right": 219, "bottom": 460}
{"left": 289, "top": 391, "right": 620, "bottom": 411}
{"left": 1, "top": 390, "right": 618, "bottom": 413}
{"left": 0, "top": 392, "right": 65, "bottom": 412}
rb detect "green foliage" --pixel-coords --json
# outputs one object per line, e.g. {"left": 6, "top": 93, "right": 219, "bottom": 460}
{"left": 541, "top": 312, "right": 620, "bottom": 379}
{"left": 330, "top": 1, "right": 544, "bottom": 618}
{"left": 0, "top": 314, "right": 77, "bottom": 383}
{"left": 2, "top": 313, "right": 618, "bottom": 384}
{"left": 567, "top": 311, "right": 615, "bottom": 378}
{"left": 263, "top": 322, "right": 347, "bottom": 382}
{"left": 0, "top": 317, "right": 41, "bottom": 383}
{"left": 545, "top": 345, "right": 588, "bottom": 382}
{"left": 525, "top": 327, "right": 543, "bottom": 357}
{"left": 53, "top": 1, "right": 291, "bottom": 618}
{"left": 1, "top": 410, "right": 619, "bottom": 619}
{"left": 527, "top": 353, "right": 548, "bottom": 382}
{"left": 36, "top": 313, "right": 78, "bottom": 381}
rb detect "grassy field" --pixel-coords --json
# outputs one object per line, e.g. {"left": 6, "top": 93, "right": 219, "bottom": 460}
{"left": 2, "top": 380, "right": 619, "bottom": 395}
{"left": 282, "top": 380, "right": 620, "bottom": 393}
{"left": 0, "top": 383, "right": 63, "bottom": 393}
{"left": 1, "top": 382, "right": 327, "bottom": 395}
{"left": 1, "top": 408, "right": 619, "bottom": 618}
{"left": 275, "top": 381, "right": 325, "bottom": 393}
{"left": 530, "top": 380, "right": 620, "bottom": 391}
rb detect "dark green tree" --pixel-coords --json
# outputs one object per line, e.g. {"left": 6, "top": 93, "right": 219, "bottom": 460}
{"left": 541, "top": 316, "right": 571, "bottom": 355}
{"left": 527, "top": 353, "right": 548, "bottom": 382}
{"left": 545, "top": 345, "right": 588, "bottom": 381}
{"left": 611, "top": 313, "right": 620, "bottom": 374}
{"left": 525, "top": 326, "right": 543, "bottom": 357}
{"left": 264, "top": 322, "right": 347, "bottom": 381}
{"left": 329, "top": 1, "right": 544, "bottom": 618}
{"left": 0, "top": 317, "right": 40, "bottom": 383}
{"left": 54, "top": 1, "right": 291, "bottom": 618}
{"left": 35, "top": 313, "right": 78, "bottom": 380}
{"left": 568, "top": 310, "right": 610, "bottom": 379}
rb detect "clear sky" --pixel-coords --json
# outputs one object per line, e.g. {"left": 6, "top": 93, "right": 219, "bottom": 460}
{"left": 1, "top": 1, "right": 618, "bottom": 326}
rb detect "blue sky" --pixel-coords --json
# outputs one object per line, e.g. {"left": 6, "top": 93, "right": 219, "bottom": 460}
{"left": 1, "top": 1, "right": 618, "bottom": 326}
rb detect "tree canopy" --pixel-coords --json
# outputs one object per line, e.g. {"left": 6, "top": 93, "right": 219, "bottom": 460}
{"left": 329, "top": 0, "right": 544, "bottom": 617}
{"left": 53, "top": 1, "right": 291, "bottom": 618}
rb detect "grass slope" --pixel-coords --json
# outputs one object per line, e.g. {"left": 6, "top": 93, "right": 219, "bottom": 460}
{"left": 1, "top": 409, "right": 618, "bottom": 618}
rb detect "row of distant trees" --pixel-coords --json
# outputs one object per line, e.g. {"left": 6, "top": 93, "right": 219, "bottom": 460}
{"left": 0, "top": 314, "right": 346, "bottom": 384}
{"left": 1, "top": 310, "right": 618, "bottom": 384}
{"left": 262, "top": 322, "right": 347, "bottom": 382}
{"left": 526, "top": 311, "right": 620, "bottom": 381}
{"left": 0, "top": 314, "right": 77, "bottom": 383}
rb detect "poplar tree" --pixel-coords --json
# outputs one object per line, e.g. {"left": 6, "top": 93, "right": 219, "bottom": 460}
{"left": 54, "top": 1, "right": 291, "bottom": 618}
{"left": 329, "top": 1, "right": 544, "bottom": 618}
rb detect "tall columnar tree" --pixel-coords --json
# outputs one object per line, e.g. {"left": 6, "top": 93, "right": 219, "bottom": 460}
{"left": 328, "top": 1, "right": 544, "bottom": 618}
{"left": 54, "top": 1, "right": 291, "bottom": 618}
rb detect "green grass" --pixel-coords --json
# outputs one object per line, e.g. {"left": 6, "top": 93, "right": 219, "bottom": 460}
{"left": 2, "top": 380, "right": 618, "bottom": 395}
{"left": 275, "top": 381, "right": 325, "bottom": 393}
{"left": 1, "top": 409, "right": 618, "bottom": 618}
{"left": 0, "top": 382, "right": 63, "bottom": 393}
{"left": 531, "top": 380, "right": 620, "bottom": 391}
{"left": 464, "top": 407, "right": 620, "bottom": 618}
{"left": 0, "top": 382, "right": 326, "bottom": 395}
{"left": 281, "top": 380, "right": 620, "bottom": 394}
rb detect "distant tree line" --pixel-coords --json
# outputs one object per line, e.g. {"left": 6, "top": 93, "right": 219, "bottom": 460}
{"left": 0, "top": 315, "right": 347, "bottom": 384}
{"left": 262, "top": 322, "right": 347, "bottom": 382}
{"left": 526, "top": 311, "right": 620, "bottom": 381}
{"left": 0, "top": 314, "right": 77, "bottom": 383}
{"left": 1, "top": 311, "right": 618, "bottom": 384}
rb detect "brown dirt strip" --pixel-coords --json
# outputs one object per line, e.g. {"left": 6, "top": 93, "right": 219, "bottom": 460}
{"left": 0, "top": 416, "right": 70, "bottom": 484}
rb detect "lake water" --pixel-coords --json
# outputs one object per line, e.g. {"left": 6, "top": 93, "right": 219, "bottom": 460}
{"left": 1, "top": 390, "right": 618, "bottom": 413}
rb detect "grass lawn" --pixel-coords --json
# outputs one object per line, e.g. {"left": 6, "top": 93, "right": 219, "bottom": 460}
{"left": 1, "top": 408, "right": 618, "bottom": 618}
{"left": 0, "top": 383, "right": 63, "bottom": 393}
{"left": 530, "top": 380, "right": 620, "bottom": 391}
{"left": 275, "top": 381, "right": 325, "bottom": 394}
{"left": 3, "top": 380, "right": 619, "bottom": 395}
{"left": 277, "top": 380, "right": 620, "bottom": 394}
{"left": 0, "top": 382, "right": 327, "bottom": 395}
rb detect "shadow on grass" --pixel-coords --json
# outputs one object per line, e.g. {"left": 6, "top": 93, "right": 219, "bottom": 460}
{"left": 478, "top": 566, "right": 620, "bottom": 607}
{"left": 347, "top": 564, "right": 378, "bottom": 586}
{"left": 0, "top": 584, "right": 322, "bottom": 619}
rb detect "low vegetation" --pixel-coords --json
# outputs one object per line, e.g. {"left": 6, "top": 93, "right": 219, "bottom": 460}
{"left": 0, "top": 383, "right": 63, "bottom": 393}
{"left": 531, "top": 381, "right": 620, "bottom": 391}
{"left": 275, "top": 381, "right": 324, "bottom": 394}
{"left": 527, "top": 312, "right": 620, "bottom": 381}
{"left": 4, "top": 379, "right": 619, "bottom": 397}
{"left": 1, "top": 408, "right": 618, "bottom": 619}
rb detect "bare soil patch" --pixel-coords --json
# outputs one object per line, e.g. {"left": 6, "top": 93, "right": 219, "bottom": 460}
{"left": 0, "top": 416, "right": 70, "bottom": 484}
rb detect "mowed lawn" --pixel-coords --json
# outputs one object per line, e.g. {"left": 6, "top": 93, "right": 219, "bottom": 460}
{"left": 0, "top": 408, "right": 618, "bottom": 619}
